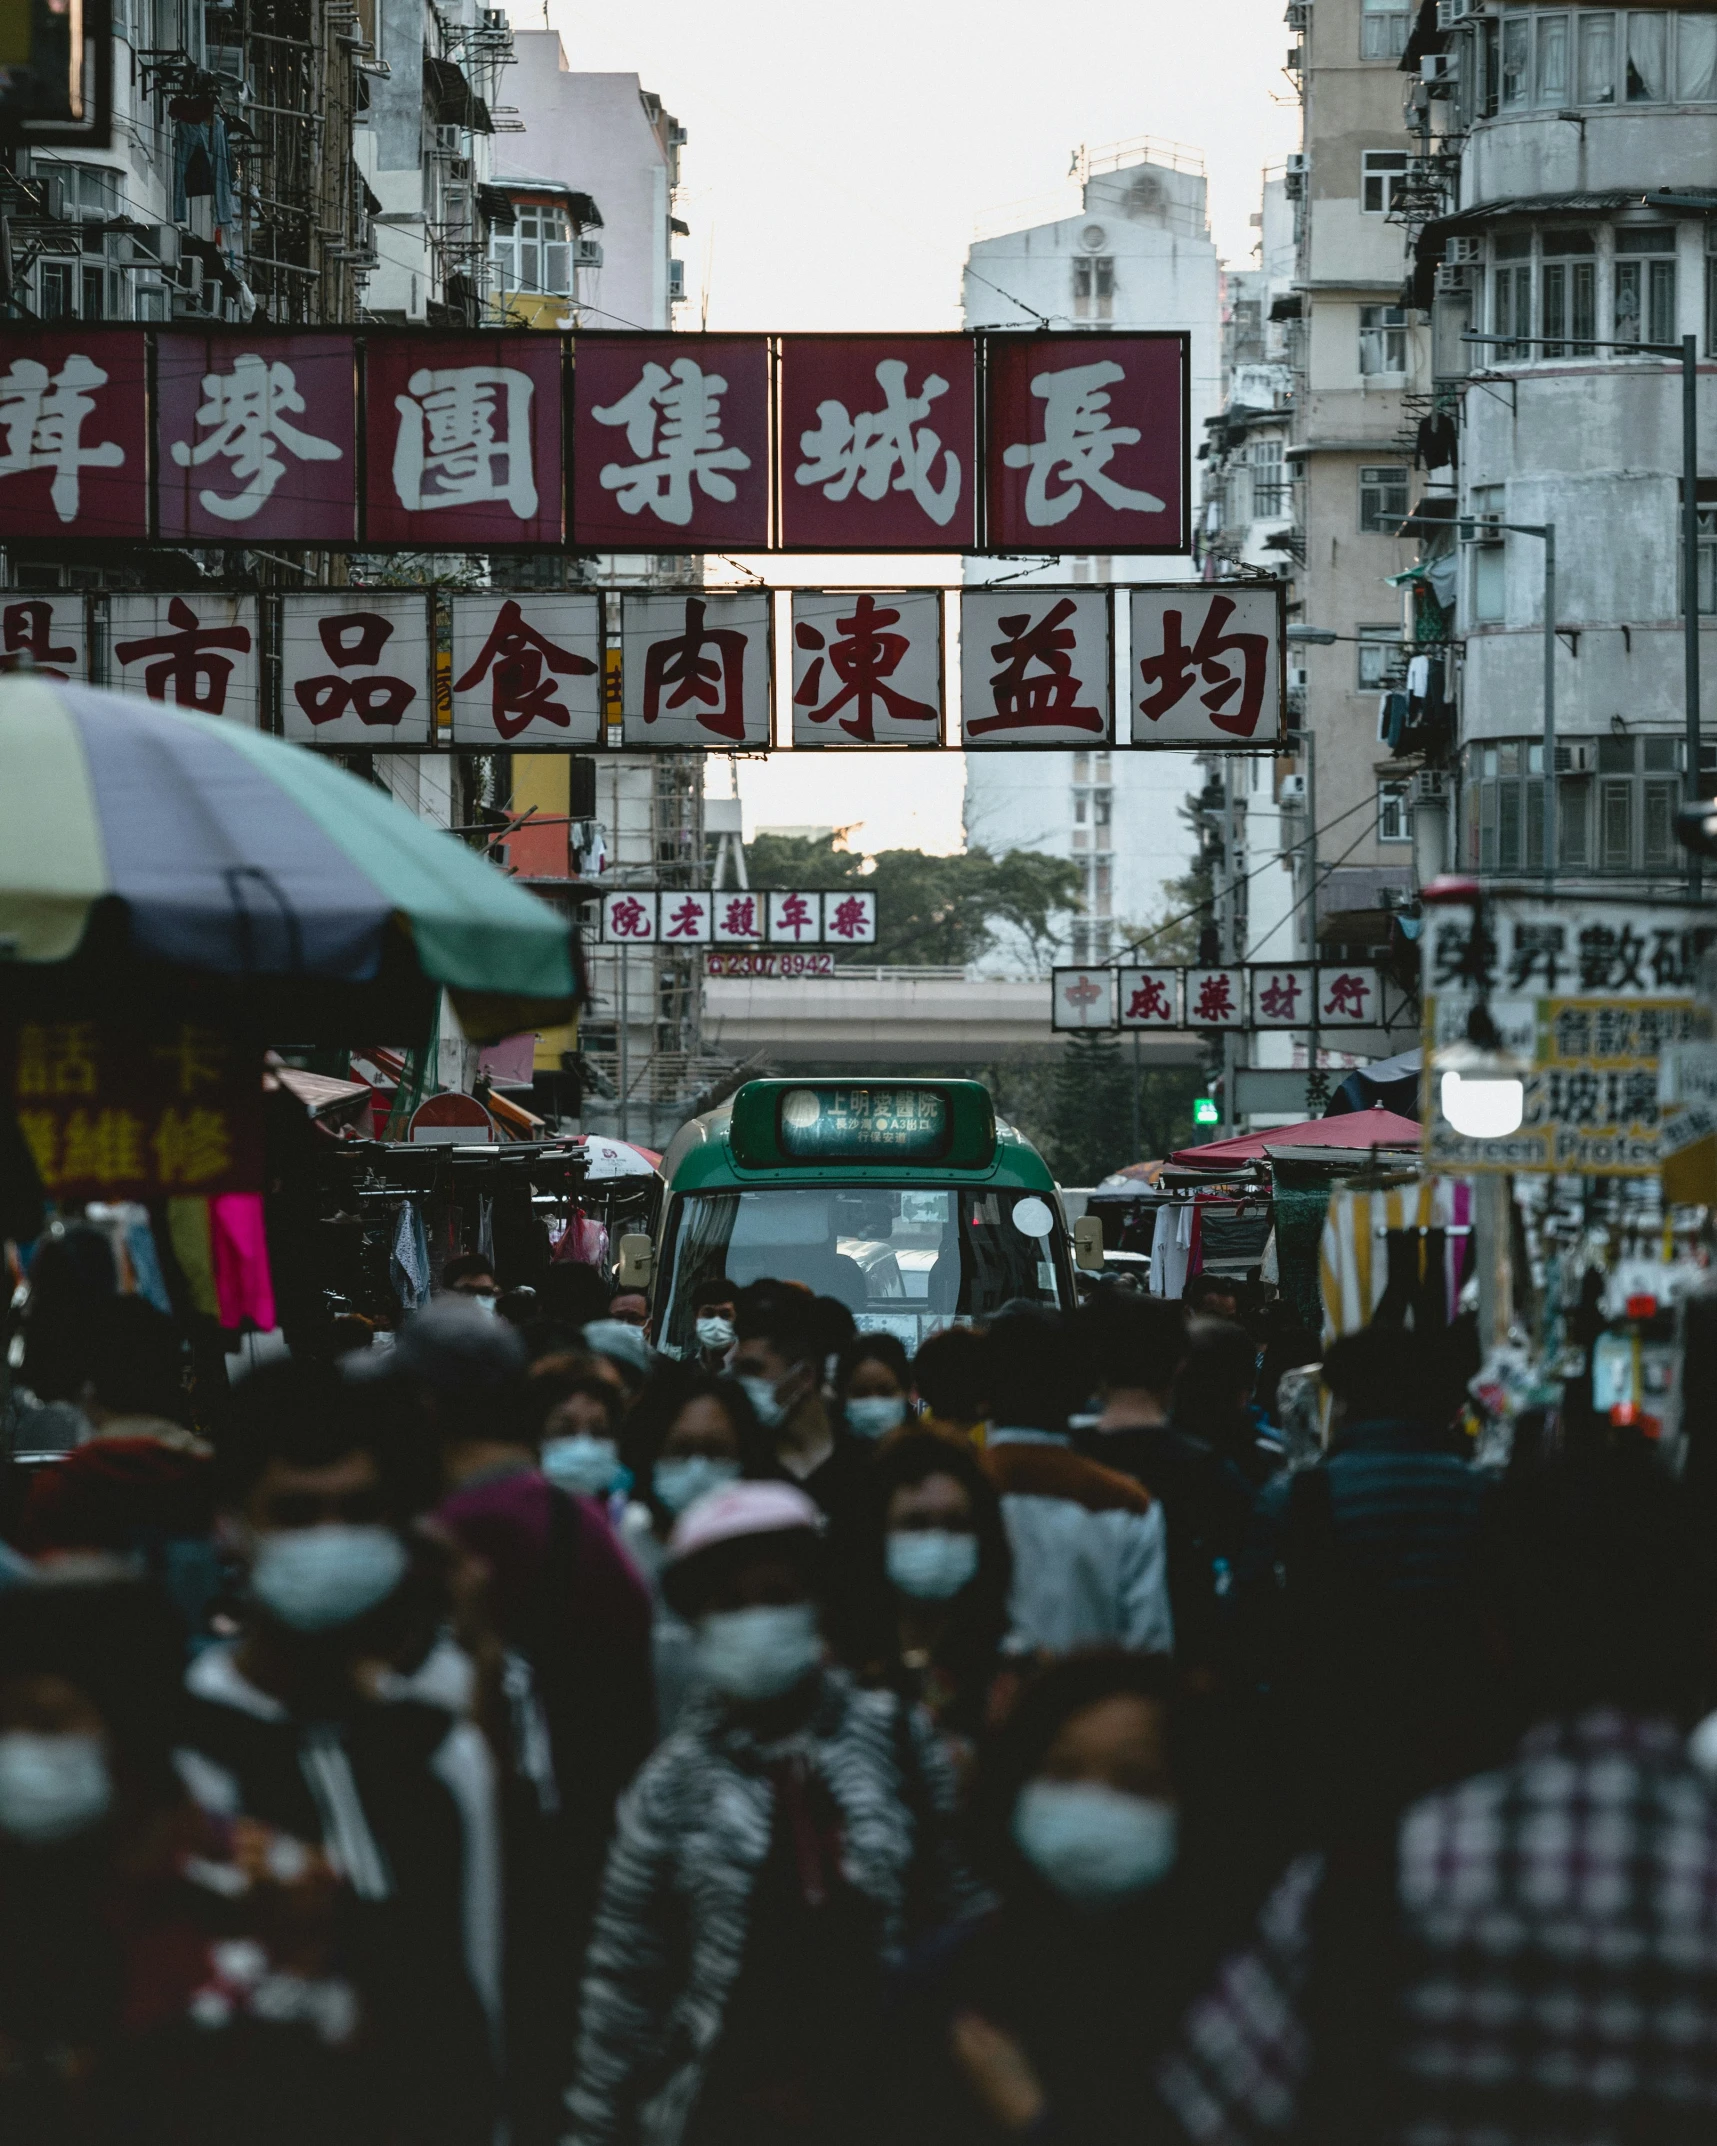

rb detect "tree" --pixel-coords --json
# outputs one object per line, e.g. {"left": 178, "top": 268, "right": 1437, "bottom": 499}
{"left": 984, "top": 1042, "right": 1201, "bottom": 1185}
{"left": 746, "top": 831, "right": 1080, "bottom": 970}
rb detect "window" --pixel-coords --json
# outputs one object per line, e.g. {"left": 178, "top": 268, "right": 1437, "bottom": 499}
{"left": 1615, "top": 227, "right": 1677, "bottom": 346}
{"left": 1540, "top": 227, "right": 1596, "bottom": 356}
{"left": 1708, "top": 225, "right": 1717, "bottom": 358}
{"left": 1492, "top": 233, "right": 1533, "bottom": 358}
{"left": 1361, "top": 0, "right": 1410, "bottom": 61}
{"left": 1378, "top": 780, "right": 1412, "bottom": 843}
{"left": 1359, "top": 304, "right": 1408, "bottom": 375}
{"left": 1681, "top": 14, "right": 1717, "bottom": 99}
{"left": 1470, "top": 486, "right": 1506, "bottom": 623}
{"left": 1681, "top": 494, "right": 1717, "bottom": 613}
{"left": 1358, "top": 626, "right": 1403, "bottom": 688}
{"left": 1362, "top": 152, "right": 1409, "bottom": 215}
{"left": 1579, "top": 12, "right": 1617, "bottom": 102}
{"left": 1537, "top": 13, "right": 1570, "bottom": 101}
{"left": 38, "top": 262, "right": 73, "bottom": 318}
{"left": 492, "top": 202, "right": 572, "bottom": 296}
{"left": 1073, "top": 255, "right": 1114, "bottom": 321}
{"left": 1501, "top": 13, "right": 1531, "bottom": 103}
{"left": 1252, "top": 439, "right": 1289, "bottom": 517}
{"left": 1359, "top": 465, "right": 1409, "bottom": 534}
{"left": 1626, "top": 11, "right": 1668, "bottom": 99}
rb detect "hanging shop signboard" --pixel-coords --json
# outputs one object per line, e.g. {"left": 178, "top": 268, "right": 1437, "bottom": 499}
{"left": 156, "top": 332, "right": 358, "bottom": 544}
{"left": 1423, "top": 897, "right": 1717, "bottom": 1174}
{"left": 450, "top": 591, "right": 603, "bottom": 747}
{"left": 960, "top": 588, "right": 1112, "bottom": 748}
{"left": 279, "top": 591, "right": 433, "bottom": 748}
{"left": 790, "top": 589, "right": 944, "bottom": 747}
{"left": 104, "top": 593, "right": 260, "bottom": 724}
{"left": 0, "top": 326, "right": 1188, "bottom": 553}
{"left": 778, "top": 334, "right": 977, "bottom": 552}
{"left": 1130, "top": 585, "right": 1285, "bottom": 748}
{"left": 600, "top": 888, "right": 872, "bottom": 947}
{"left": 621, "top": 591, "right": 773, "bottom": 750}
{"left": 0, "top": 591, "right": 86, "bottom": 679}
{"left": 1059, "top": 964, "right": 1388, "bottom": 1034}
{"left": 3, "top": 1016, "right": 264, "bottom": 1199}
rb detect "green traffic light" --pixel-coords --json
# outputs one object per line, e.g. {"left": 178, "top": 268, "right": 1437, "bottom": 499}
{"left": 1193, "top": 1098, "right": 1220, "bottom": 1127}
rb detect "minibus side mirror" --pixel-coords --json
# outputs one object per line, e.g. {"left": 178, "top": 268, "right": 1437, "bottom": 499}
{"left": 1072, "top": 1216, "right": 1105, "bottom": 1273}
{"left": 617, "top": 1233, "right": 654, "bottom": 1289}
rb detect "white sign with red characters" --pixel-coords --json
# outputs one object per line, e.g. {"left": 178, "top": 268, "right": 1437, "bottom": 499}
{"left": 622, "top": 592, "right": 772, "bottom": 750}
{"left": 280, "top": 592, "right": 432, "bottom": 748}
{"left": 1130, "top": 585, "right": 1284, "bottom": 747}
{"left": 657, "top": 891, "right": 713, "bottom": 944}
{"left": 712, "top": 891, "right": 767, "bottom": 944}
{"left": 0, "top": 592, "right": 85, "bottom": 680}
{"left": 600, "top": 891, "right": 659, "bottom": 943}
{"left": 1317, "top": 966, "right": 1382, "bottom": 1029}
{"left": 1051, "top": 968, "right": 1117, "bottom": 1032}
{"left": 451, "top": 592, "right": 602, "bottom": 747}
{"left": 791, "top": 590, "right": 943, "bottom": 747}
{"left": 1118, "top": 968, "right": 1180, "bottom": 1028}
{"left": 106, "top": 593, "right": 259, "bottom": 724}
{"left": 960, "top": 589, "right": 1111, "bottom": 748}
{"left": 1185, "top": 969, "right": 1246, "bottom": 1029}
{"left": 768, "top": 891, "right": 822, "bottom": 944}
{"left": 822, "top": 890, "right": 877, "bottom": 946}
{"left": 1250, "top": 967, "right": 1316, "bottom": 1030}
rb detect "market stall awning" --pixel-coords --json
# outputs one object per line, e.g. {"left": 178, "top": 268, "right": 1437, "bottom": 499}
{"left": 1169, "top": 1105, "right": 1422, "bottom": 1169}
{"left": 0, "top": 676, "right": 578, "bottom": 1042}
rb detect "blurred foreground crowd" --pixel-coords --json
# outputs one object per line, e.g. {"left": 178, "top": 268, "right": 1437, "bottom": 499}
{"left": 3, "top": 1238, "right": 1717, "bottom": 2146}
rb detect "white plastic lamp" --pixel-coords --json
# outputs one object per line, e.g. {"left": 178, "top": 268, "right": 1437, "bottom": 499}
{"left": 1435, "top": 1037, "right": 1526, "bottom": 1140}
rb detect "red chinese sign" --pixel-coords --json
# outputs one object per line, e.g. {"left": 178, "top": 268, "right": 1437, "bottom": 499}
{"left": 1051, "top": 967, "right": 1116, "bottom": 1031}
{"left": 960, "top": 587, "right": 1111, "bottom": 747}
{"left": 1251, "top": 967, "right": 1315, "bottom": 1029}
{"left": 451, "top": 592, "right": 602, "bottom": 747}
{"left": 0, "top": 328, "right": 148, "bottom": 541}
{"left": 5, "top": 1016, "right": 264, "bottom": 1198}
{"left": 156, "top": 333, "right": 357, "bottom": 543}
{"left": 1131, "top": 585, "right": 1283, "bottom": 746}
{"left": 1319, "top": 967, "right": 1382, "bottom": 1029}
{"left": 573, "top": 334, "right": 770, "bottom": 551}
{"left": 107, "top": 594, "right": 259, "bottom": 723}
{"left": 1186, "top": 968, "right": 1245, "bottom": 1029}
{"left": 985, "top": 333, "right": 1187, "bottom": 554}
{"left": 1, "top": 594, "right": 85, "bottom": 679}
{"left": 363, "top": 334, "right": 563, "bottom": 545}
{"left": 779, "top": 335, "right": 976, "bottom": 551}
{"left": 622, "top": 592, "right": 772, "bottom": 749}
{"left": 791, "top": 590, "right": 943, "bottom": 747}
{"left": 280, "top": 592, "right": 432, "bottom": 747}
{"left": 823, "top": 891, "right": 876, "bottom": 945}
{"left": 1119, "top": 968, "right": 1179, "bottom": 1028}
{"left": 713, "top": 892, "right": 766, "bottom": 944}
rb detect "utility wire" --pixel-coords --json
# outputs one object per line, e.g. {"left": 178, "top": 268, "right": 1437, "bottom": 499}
{"left": 1242, "top": 815, "right": 1384, "bottom": 962}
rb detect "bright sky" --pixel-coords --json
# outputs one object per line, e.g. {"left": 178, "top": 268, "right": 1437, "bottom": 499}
{"left": 538, "top": 0, "right": 1301, "bottom": 852}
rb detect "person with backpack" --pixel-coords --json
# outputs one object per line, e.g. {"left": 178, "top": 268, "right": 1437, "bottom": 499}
{"left": 567, "top": 1481, "right": 980, "bottom": 2146}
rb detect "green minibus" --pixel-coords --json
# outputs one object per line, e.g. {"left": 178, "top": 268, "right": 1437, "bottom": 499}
{"left": 643, "top": 1078, "right": 1077, "bottom": 1357}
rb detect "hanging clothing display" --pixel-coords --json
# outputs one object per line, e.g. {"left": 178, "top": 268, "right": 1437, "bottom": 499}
{"left": 1149, "top": 1202, "right": 1194, "bottom": 1300}
{"left": 390, "top": 1200, "right": 431, "bottom": 1312}
{"left": 1318, "top": 1178, "right": 1473, "bottom": 1344}
{"left": 166, "top": 1197, "right": 221, "bottom": 1320}
{"left": 211, "top": 1194, "right": 276, "bottom": 1333}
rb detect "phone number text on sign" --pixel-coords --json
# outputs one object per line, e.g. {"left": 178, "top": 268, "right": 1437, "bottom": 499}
{"left": 706, "top": 951, "right": 837, "bottom": 979}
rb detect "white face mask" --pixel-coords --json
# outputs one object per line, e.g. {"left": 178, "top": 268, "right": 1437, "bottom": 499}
{"left": 1012, "top": 1780, "right": 1179, "bottom": 1906}
{"left": 695, "top": 1315, "right": 737, "bottom": 1354}
{"left": 541, "top": 1434, "right": 622, "bottom": 1496}
{"left": 468, "top": 1292, "right": 498, "bottom": 1319}
{"left": 0, "top": 1731, "right": 112, "bottom": 1844}
{"left": 695, "top": 1602, "right": 822, "bottom": 1702}
{"left": 250, "top": 1524, "right": 409, "bottom": 1633}
{"left": 886, "top": 1528, "right": 980, "bottom": 1601}
{"left": 738, "top": 1374, "right": 789, "bottom": 1431}
{"left": 655, "top": 1454, "right": 741, "bottom": 1516}
{"left": 846, "top": 1395, "right": 907, "bottom": 1440}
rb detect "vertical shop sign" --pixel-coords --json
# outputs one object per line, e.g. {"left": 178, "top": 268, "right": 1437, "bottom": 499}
{"left": 984, "top": 332, "right": 1187, "bottom": 553}
{"left": 573, "top": 333, "right": 770, "bottom": 550}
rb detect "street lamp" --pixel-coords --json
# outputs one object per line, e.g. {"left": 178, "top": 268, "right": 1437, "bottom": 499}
{"left": 1433, "top": 998, "right": 1528, "bottom": 1139}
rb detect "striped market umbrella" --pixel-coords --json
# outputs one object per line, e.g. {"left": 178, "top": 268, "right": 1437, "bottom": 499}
{"left": 0, "top": 675, "right": 577, "bottom": 1043}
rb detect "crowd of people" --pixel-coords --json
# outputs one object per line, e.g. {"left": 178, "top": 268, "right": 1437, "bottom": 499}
{"left": 3, "top": 1227, "right": 1717, "bottom": 2146}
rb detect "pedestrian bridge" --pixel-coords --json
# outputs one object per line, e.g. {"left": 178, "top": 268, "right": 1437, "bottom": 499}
{"left": 700, "top": 966, "right": 1206, "bottom": 1068}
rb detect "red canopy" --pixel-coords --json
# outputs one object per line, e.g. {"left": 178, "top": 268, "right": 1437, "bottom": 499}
{"left": 1169, "top": 1104, "right": 1422, "bottom": 1169}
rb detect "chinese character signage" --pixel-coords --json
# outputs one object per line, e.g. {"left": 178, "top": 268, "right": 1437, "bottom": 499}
{"left": 156, "top": 333, "right": 356, "bottom": 543}
{"left": 1251, "top": 967, "right": 1314, "bottom": 1029}
{"left": 713, "top": 892, "right": 766, "bottom": 944}
{"left": 960, "top": 588, "right": 1111, "bottom": 747}
{"left": 280, "top": 592, "right": 432, "bottom": 747}
{"left": 573, "top": 334, "right": 769, "bottom": 551}
{"left": 791, "top": 590, "right": 943, "bottom": 747}
{"left": 5, "top": 1016, "right": 264, "bottom": 1199}
{"left": 1424, "top": 898, "right": 1717, "bottom": 1174}
{"left": 0, "top": 329, "right": 147, "bottom": 541}
{"left": 1131, "top": 584, "right": 1284, "bottom": 747}
{"left": 776, "top": 1084, "right": 950, "bottom": 1162}
{"left": 601, "top": 891, "right": 659, "bottom": 943}
{"left": 1186, "top": 968, "right": 1246, "bottom": 1028}
{"left": 779, "top": 335, "right": 976, "bottom": 551}
{"left": 451, "top": 592, "right": 602, "bottom": 747}
{"left": 106, "top": 594, "right": 259, "bottom": 724}
{"left": 823, "top": 890, "right": 876, "bottom": 945}
{"left": 1052, "top": 967, "right": 1117, "bottom": 1031}
{"left": 1119, "top": 968, "right": 1179, "bottom": 1028}
{"left": 769, "top": 891, "right": 821, "bottom": 944}
{"left": 984, "top": 333, "right": 1187, "bottom": 554}
{"left": 363, "top": 333, "right": 563, "bottom": 545}
{"left": 659, "top": 891, "right": 714, "bottom": 944}
{"left": 1, "top": 593, "right": 85, "bottom": 679}
{"left": 622, "top": 592, "right": 772, "bottom": 749}
{"left": 1318, "top": 967, "right": 1381, "bottom": 1029}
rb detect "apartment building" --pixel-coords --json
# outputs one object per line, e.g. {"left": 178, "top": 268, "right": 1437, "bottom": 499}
{"left": 960, "top": 141, "right": 1221, "bottom": 969}
{"left": 1395, "top": 1, "right": 1717, "bottom": 891}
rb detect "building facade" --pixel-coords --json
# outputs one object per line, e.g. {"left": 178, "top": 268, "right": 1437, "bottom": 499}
{"left": 960, "top": 141, "right": 1222, "bottom": 970}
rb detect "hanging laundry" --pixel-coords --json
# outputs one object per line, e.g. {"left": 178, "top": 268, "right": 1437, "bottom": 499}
{"left": 166, "top": 1198, "right": 220, "bottom": 1320}
{"left": 477, "top": 1193, "right": 495, "bottom": 1268}
{"left": 1405, "top": 653, "right": 1432, "bottom": 705}
{"left": 390, "top": 1200, "right": 431, "bottom": 1312}
{"left": 211, "top": 1194, "right": 276, "bottom": 1332}
{"left": 1318, "top": 1178, "right": 1472, "bottom": 1344}
{"left": 124, "top": 1213, "right": 173, "bottom": 1316}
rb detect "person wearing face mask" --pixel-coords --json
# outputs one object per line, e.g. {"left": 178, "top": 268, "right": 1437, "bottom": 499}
{"left": 832, "top": 1430, "right": 1013, "bottom": 1772}
{"left": 533, "top": 1367, "right": 628, "bottom": 1507}
{"left": 688, "top": 1280, "right": 739, "bottom": 1372}
{"left": 895, "top": 1653, "right": 1240, "bottom": 2146}
{"left": 834, "top": 1333, "right": 913, "bottom": 1443}
{"left": 613, "top": 1366, "right": 774, "bottom": 1735}
{"left": 730, "top": 1280, "right": 870, "bottom": 1532}
{"left": 178, "top": 1356, "right": 502, "bottom": 2146}
{"left": 568, "top": 1481, "right": 981, "bottom": 2146}
{"left": 438, "top": 1251, "right": 499, "bottom": 1306}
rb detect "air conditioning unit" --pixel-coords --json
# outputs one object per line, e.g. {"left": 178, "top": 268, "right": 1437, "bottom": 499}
{"left": 667, "top": 258, "right": 686, "bottom": 302}
{"left": 1422, "top": 50, "right": 1460, "bottom": 87}
{"left": 447, "top": 157, "right": 472, "bottom": 181}
{"left": 1411, "top": 770, "right": 1449, "bottom": 805}
{"left": 1554, "top": 743, "right": 1596, "bottom": 773}
{"left": 1436, "top": 0, "right": 1474, "bottom": 24}
{"left": 574, "top": 238, "right": 603, "bottom": 267}
{"left": 435, "top": 124, "right": 459, "bottom": 152}
{"left": 1446, "top": 234, "right": 1480, "bottom": 264}
{"left": 1279, "top": 774, "right": 1308, "bottom": 809}
{"left": 1285, "top": 0, "right": 1310, "bottom": 27}
{"left": 1435, "top": 261, "right": 1470, "bottom": 294}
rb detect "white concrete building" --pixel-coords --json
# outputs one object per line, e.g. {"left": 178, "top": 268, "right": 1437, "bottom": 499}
{"left": 960, "top": 140, "right": 1223, "bottom": 970}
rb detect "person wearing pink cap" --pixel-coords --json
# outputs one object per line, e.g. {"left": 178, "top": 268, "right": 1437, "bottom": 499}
{"left": 567, "top": 1479, "right": 981, "bottom": 2146}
